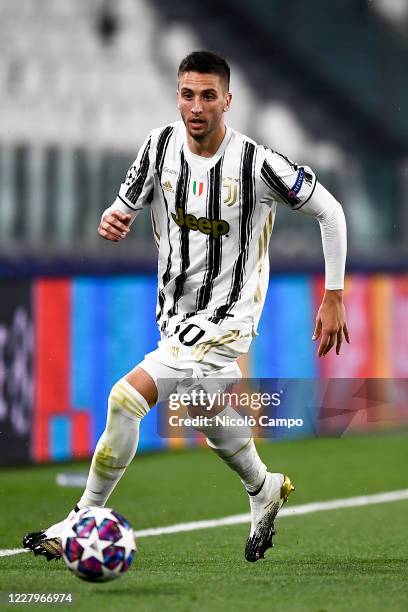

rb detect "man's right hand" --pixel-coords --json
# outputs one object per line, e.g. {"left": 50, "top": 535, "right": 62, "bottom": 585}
{"left": 98, "top": 211, "right": 131, "bottom": 242}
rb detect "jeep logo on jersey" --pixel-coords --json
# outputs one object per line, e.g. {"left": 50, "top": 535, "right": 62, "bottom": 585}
{"left": 222, "top": 177, "right": 239, "bottom": 206}
{"left": 171, "top": 207, "right": 229, "bottom": 238}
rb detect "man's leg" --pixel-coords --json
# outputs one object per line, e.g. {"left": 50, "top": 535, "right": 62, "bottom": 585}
{"left": 22, "top": 367, "right": 158, "bottom": 560}
{"left": 198, "top": 404, "right": 268, "bottom": 492}
{"left": 188, "top": 366, "right": 268, "bottom": 494}
{"left": 76, "top": 368, "right": 157, "bottom": 508}
{"left": 200, "top": 406, "right": 293, "bottom": 562}
{"left": 190, "top": 359, "right": 294, "bottom": 563}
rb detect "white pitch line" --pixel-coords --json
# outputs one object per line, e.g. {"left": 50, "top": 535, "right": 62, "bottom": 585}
{"left": 134, "top": 488, "right": 408, "bottom": 537}
{"left": 2, "top": 488, "right": 408, "bottom": 558}
{"left": 0, "top": 548, "right": 29, "bottom": 558}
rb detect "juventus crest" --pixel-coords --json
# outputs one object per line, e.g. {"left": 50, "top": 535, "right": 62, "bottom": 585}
{"left": 222, "top": 177, "right": 239, "bottom": 206}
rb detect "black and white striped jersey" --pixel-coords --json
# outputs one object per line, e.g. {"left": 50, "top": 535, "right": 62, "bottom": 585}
{"left": 109, "top": 121, "right": 317, "bottom": 333}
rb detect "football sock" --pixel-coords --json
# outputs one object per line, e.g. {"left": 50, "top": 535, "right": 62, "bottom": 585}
{"left": 196, "top": 405, "right": 267, "bottom": 493}
{"left": 247, "top": 475, "right": 267, "bottom": 496}
{"left": 207, "top": 436, "right": 267, "bottom": 493}
{"left": 77, "top": 379, "right": 150, "bottom": 509}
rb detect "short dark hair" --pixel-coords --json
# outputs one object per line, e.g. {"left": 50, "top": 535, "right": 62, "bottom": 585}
{"left": 178, "top": 51, "right": 230, "bottom": 90}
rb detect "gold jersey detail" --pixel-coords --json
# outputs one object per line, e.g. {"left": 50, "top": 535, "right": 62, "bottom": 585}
{"left": 166, "top": 345, "right": 180, "bottom": 358}
{"left": 151, "top": 209, "right": 160, "bottom": 248}
{"left": 222, "top": 177, "right": 239, "bottom": 206}
{"left": 254, "top": 211, "right": 274, "bottom": 303}
{"left": 162, "top": 180, "right": 174, "bottom": 193}
{"left": 192, "top": 330, "right": 241, "bottom": 362}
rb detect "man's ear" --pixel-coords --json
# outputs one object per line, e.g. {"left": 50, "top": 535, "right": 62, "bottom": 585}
{"left": 223, "top": 93, "right": 232, "bottom": 112}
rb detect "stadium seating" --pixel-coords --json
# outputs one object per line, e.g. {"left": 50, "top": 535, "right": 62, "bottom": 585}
{"left": 0, "top": 0, "right": 405, "bottom": 265}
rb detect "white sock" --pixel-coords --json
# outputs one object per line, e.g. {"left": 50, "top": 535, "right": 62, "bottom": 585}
{"left": 207, "top": 437, "right": 267, "bottom": 492}
{"left": 194, "top": 405, "right": 267, "bottom": 492}
{"left": 77, "top": 378, "right": 150, "bottom": 508}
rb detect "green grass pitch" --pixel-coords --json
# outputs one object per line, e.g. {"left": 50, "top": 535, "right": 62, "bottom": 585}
{"left": 0, "top": 433, "right": 407, "bottom": 611}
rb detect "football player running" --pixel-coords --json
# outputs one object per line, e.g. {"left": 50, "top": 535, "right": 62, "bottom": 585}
{"left": 24, "top": 51, "right": 349, "bottom": 563}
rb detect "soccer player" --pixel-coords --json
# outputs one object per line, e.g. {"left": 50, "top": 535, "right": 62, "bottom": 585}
{"left": 23, "top": 51, "right": 349, "bottom": 562}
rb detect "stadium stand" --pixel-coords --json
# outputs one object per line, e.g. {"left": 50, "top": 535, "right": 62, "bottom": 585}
{"left": 0, "top": 0, "right": 406, "bottom": 267}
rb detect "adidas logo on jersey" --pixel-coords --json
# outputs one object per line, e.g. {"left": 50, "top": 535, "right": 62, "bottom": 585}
{"left": 172, "top": 207, "right": 230, "bottom": 239}
{"left": 162, "top": 180, "right": 174, "bottom": 193}
{"left": 166, "top": 345, "right": 180, "bottom": 358}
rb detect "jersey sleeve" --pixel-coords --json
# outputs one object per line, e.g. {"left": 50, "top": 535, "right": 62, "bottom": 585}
{"left": 259, "top": 148, "right": 317, "bottom": 210}
{"left": 103, "top": 133, "right": 155, "bottom": 222}
{"left": 298, "top": 181, "right": 347, "bottom": 290}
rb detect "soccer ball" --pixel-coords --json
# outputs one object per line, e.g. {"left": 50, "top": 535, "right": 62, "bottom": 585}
{"left": 60, "top": 507, "right": 136, "bottom": 582}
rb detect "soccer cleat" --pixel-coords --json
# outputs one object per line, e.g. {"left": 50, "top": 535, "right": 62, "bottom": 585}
{"left": 245, "top": 472, "right": 294, "bottom": 562}
{"left": 22, "top": 531, "right": 62, "bottom": 561}
{"left": 22, "top": 509, "right": 78, "bottom": 562}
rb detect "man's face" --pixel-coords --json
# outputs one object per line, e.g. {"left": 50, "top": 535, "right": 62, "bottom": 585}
{"left": 177, "top": 71, "right": 231, "bottom": 140}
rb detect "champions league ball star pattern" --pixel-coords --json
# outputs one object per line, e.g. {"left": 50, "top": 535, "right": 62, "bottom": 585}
{"left": 60, "top": 507, "right": 136, "bottom": 582}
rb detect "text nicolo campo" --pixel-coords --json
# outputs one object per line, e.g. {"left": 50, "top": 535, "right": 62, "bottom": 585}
{"left": 166, "top": 390, "right": 304, "bottom": 429}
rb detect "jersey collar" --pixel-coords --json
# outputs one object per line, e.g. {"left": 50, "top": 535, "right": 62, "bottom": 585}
{"left": 183, "top": 125, "right": 232, "bottom": 172}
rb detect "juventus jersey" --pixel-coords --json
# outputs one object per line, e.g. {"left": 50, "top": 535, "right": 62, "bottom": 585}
{"left": 110, "top": 121, "right": 316, "bottom": 334}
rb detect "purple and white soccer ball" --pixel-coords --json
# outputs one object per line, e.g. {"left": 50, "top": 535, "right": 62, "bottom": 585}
{"left": 60, "top": 507, "right": 136, "bottom": 582}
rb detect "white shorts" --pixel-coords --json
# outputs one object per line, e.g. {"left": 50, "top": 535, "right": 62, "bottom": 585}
{"left": 137, "top": 315, "right": 253, "bottom": 403}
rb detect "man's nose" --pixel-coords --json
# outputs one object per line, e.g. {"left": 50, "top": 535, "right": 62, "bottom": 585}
{"left": 192, "top": 97, "right": 203, "bottom": 113}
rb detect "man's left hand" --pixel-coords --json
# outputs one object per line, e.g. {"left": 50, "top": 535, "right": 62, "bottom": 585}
{"left": 312, "top": 289, "right": 350, "bottom": 357}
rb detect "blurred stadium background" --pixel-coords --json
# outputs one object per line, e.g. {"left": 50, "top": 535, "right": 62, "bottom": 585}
{"left": 0, "top": 0, "right": 408, "bottom": 467}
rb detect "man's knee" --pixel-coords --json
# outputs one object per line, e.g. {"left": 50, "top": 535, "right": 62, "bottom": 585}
{"left": 108, "top": 377, "right": 151, "bottom": 420}
{"left": 124, "top": 367, "right": 158, "bottom": 407}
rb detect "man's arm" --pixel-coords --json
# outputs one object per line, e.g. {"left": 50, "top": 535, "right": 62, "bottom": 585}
{"left": 260, "top": 149, "right": 349, "bottom": 357}
{"left": 98, "top": 133, "right": 154, "bottom": 242}
{"left": 298, "top": 181, "right": 350, "bottom": 357}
